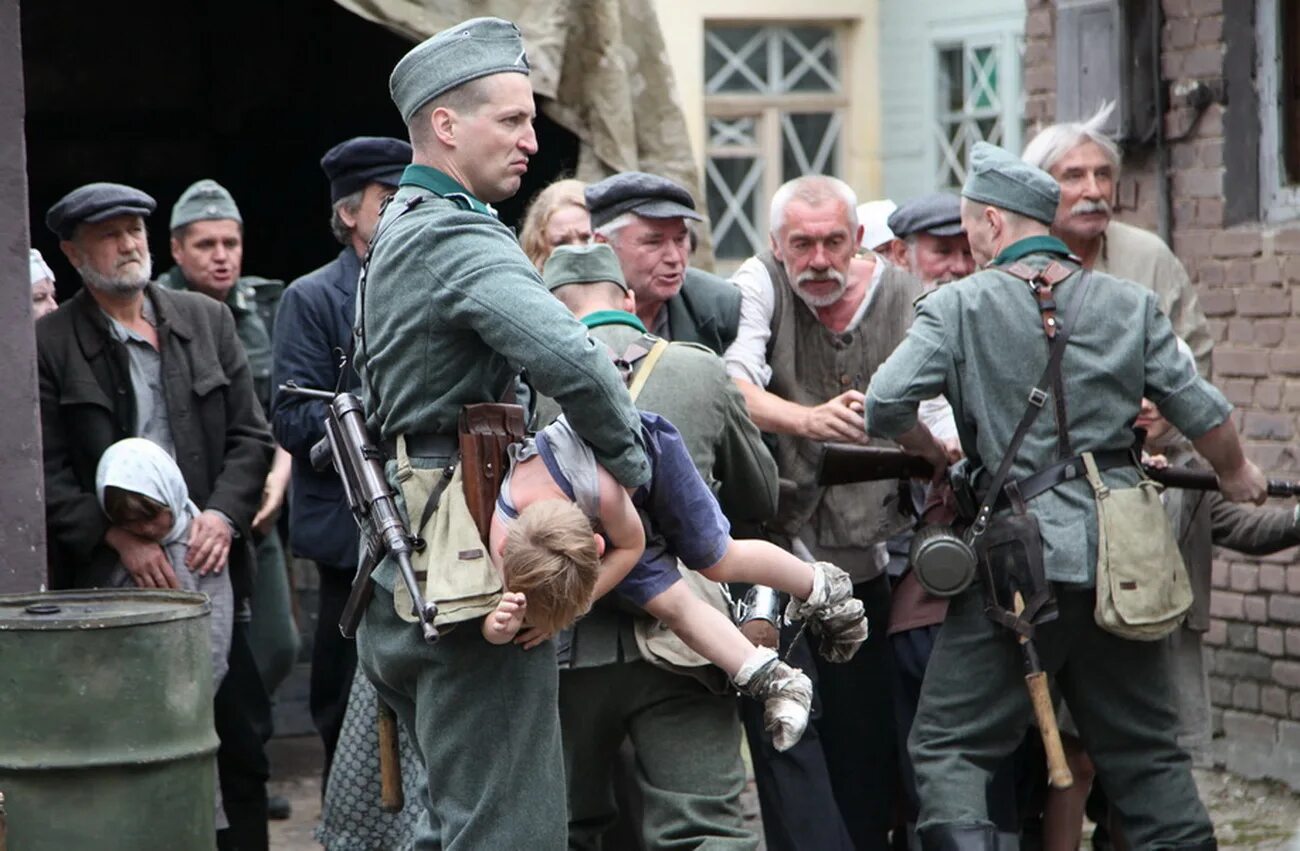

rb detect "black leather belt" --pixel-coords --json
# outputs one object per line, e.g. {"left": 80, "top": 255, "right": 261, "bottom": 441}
{"left": 991, "top": 448, "right": 1135, "bottom": 511}
{"left": 379, "top": 432, "right": 459, "bottom": 459}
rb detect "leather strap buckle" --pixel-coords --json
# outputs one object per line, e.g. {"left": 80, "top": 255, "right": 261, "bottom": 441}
{"left": 1028, "top": 387, "right": 1048, "bottom": 407}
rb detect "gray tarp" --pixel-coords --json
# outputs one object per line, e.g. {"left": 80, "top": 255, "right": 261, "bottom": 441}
{"left": 332, "top": 0, "right": 703, "bottom": 218}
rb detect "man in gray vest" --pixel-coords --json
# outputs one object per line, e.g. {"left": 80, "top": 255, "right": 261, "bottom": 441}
{"left": 726, "top": 175, "right": 923, "bottom": 850}
{"left": 538, "top": 243, "right": 775, "bottom": 849}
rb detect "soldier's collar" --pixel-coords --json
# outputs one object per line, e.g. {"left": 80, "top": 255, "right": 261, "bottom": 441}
{"left": 580, "top": 309, "right": 647, "bottom": 333}
{"left": 990, "top": 235, "right": 1074, "bottom": 267}
{"left": 400, "top": 164, "right": 496, "bottom": 217}
{"left": 158, "top": 265, "right": 252, "bottom": 313}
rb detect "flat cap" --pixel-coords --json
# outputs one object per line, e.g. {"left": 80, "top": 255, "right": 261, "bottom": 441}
{"left": 585, "top": 172, "right": 703, "bottom": 230}
{"left": 961, "top": 142, "right": 1060, "bottom": 225}
{"left": 321, "top": 136, "right": 411, "bottom": 203}
{"left": 46, "top": 182, "right": 156, "bottom": 240}
{"left": 542, "top": 243, "right": 627, "bottom": 292}
{"left": 888, "top": 192, "right": 965, "bottom": 239}
{"left": 170, "top": 179, "right": 242, "bottom": 231}
{"left": 390, "top": 17, "right": 530, "bottom": 124}
{"left": 856, "top": 199, "right": 897, "bottom": 250}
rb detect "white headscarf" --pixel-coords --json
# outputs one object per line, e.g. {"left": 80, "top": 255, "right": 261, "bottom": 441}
{"left": 95, "top": 438, "right": 198, "bottom": 546}
{"left": 30, "top": 248, "right": 55, "bottom": 286}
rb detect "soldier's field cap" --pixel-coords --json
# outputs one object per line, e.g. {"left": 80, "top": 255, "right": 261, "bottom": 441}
{"left": 170, "top": 179, "right": 242, "bottom": 231}
{"left": 585, "top": 172, "right": 704, "bottom": 230}
{"left": 888, "top": 192, "right": 965, "bottom": 239}
{"left": 961, "top": 142, "right": 1060, "bottom": 225}
{"left": 542, "top": 243, "right": 628, "bottom": 292}
{"left": 390, "top": 17, "right": 530, "bottom": 123}
{"left": 320, "top": 137, "right": 412, "bottom": 203}
{"left": 46, "top": 182, "right": 156, "bottom": 240}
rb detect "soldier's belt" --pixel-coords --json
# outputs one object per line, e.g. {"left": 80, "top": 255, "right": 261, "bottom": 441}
{"left": 380, "top": 432, "right": 459, "bottom": 459}
{"left": 985, "top": 448, "right": 1134, "bottom": 511}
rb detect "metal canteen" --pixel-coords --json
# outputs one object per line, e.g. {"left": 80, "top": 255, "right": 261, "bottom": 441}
{"left": 909, "top": 524, "right": 978, "bottom": 597}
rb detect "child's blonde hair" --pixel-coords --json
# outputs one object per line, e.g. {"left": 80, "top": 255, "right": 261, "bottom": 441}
{"left": 503, "top": 499, "right": 600, "bottom": 633}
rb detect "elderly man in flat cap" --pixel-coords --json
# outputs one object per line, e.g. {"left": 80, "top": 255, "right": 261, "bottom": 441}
{"left": 884, "top": 192, "right": 975, "bottom": 291}
{"left": 1023, "top": 104, "right": 1212, "bottom": 376}
{"left": 355, "top": 17, "right": 648, "bottom": 848}
{"left": 587, "top": 171, "right": 742, "bottom": 356}
{"left": 37, "top": 182, "right": 274, "bottom": 849}
{"left": 270, "top": 135, "right": 410, "bottom": 784}
{"left": 532, "top": 243, "right": 775, "bottom": 849}
{"left": 865, "top": 142, "right": 1265, "bottom": 849}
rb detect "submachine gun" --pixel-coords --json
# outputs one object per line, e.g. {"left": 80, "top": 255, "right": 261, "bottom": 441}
{"left": 279, "top": 383, "right": 438, "bottom": 644}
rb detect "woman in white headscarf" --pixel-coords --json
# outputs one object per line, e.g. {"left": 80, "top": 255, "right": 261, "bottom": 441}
{"left": 95, "top": 437, "right": 233, "bottom": 686}
{"left": 30, "top": 248, "right": 57, "bottom": 320}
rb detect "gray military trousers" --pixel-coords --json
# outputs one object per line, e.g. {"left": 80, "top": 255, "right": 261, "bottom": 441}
{"left": 357, "top": 581, "right": 568, "bottom": 850}
{"left": 910, "top": 586, "right": 1214, "bottom": 848}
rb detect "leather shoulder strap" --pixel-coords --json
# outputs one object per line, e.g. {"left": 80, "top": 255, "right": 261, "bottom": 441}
{"left": 627, "top": 338, "right": 670, "bottom": 402}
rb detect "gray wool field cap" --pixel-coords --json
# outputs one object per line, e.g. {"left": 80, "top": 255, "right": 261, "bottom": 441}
{"left": 584, "top": 172, "right": 704, "bottom": 229}
{"left": 961, "top": 141, "right": 1061, "bottom": 225}
{"left": 887, "top": 192, "right": 965, "bottom": 238}
{"left": 170, "top": 179, "right": 243, "bottom": 231}
{"left": 390, "top": 17, "right": 530, "bottom": 123}
{"left": 46, "top": 182, "right": 156, "bottom": 239}
{"left": 542, "top": 243, "right": 628, "bottom": 292}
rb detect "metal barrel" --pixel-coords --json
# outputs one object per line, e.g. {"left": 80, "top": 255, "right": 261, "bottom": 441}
{"left": 0, "top": 590, "right": 218, "bottom": 850}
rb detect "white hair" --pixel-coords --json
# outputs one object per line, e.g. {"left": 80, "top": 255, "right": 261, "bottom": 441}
{"left": 593, "top": 211, "right": 639, "bottom": 244}
{"left": 1022, "top": 102, "right": 1122, "bottom": 176}
{"left": 769, "top": 176, "right": 859, "bottom": 237}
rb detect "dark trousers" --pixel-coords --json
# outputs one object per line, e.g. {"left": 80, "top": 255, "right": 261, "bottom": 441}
{"left": 311, "top": 563, "right": 358, "bottom": 789}
{"left": 215, "top": 620, "right": 272, "bottom": 851}
{"left": 742, "top": 619, "right": 855, "bottom": 851}
{"left": 811, "top": 574, "right": 898, "bottom": 851}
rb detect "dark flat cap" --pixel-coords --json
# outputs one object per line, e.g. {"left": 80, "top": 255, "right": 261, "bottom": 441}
{"left": 962, "top": 142, "right": 1060, "bottom": 225}
{"left": 542, "top": 243, "right": 627, "bottom": 291}
{"left": 321, "top": 137, "right": 413, "bottom": 203}
{"left": 585, "top": 172, "right": 703, "bottom": 230}
{"left": 390, "top": 17, "right": 529, "bottom": 123}
{"left": 887, "top": 193, "right": 964, "bottom": 239}
{"left": 46, "top": 182, "right": 156, "bottom": 240}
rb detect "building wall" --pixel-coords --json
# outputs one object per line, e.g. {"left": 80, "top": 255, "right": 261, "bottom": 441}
{"left": 1025, "top": 0, "right": 1300, "bottom": 789}
{"left": 653, "top": 0, "right": 882, "bottom": 197}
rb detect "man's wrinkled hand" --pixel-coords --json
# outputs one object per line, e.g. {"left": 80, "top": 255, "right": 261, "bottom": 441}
{"left": 106, "top": 527, "right": 179, "bottom": 589}
{"left": 802, "top": 390, "right": 869, "bottom": 444}
{"left": 1220, "top": 460, "right": 1268, "bottom": 506}
{"left": 187, "top": 510, "right": 233, "bottom": 576}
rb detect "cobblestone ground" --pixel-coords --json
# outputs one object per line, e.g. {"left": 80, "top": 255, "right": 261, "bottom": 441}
{"left": 268, "top": 736, "right": 1300, "bottom": 850}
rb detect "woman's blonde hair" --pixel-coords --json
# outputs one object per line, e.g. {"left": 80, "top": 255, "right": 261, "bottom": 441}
{"left": 502, "top": 499, "right": 600, "bottom": 633}
{"left": 519, "top": 178, "right": 588, "bottom": 271}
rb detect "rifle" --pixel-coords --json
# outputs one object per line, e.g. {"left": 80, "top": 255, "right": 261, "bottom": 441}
{"left": 279, "top": 383, "right": 438, "bottom": 643}
{"left": 817, "top": 444, "right": 1300, "bottom": 497}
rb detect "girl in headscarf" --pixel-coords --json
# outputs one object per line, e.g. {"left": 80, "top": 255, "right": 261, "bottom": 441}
{"left": 95, "top": 437, "right": 233, "bottom": 686}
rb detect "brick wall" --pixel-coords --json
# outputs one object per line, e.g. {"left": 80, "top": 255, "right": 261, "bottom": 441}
{"left": 1024, "top": 0, "right": 1300, "bottom": 788}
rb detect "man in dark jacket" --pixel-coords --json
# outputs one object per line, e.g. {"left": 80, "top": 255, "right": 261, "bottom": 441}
{"left": 269, "top": 135, "right": 410, "bottom": 782}
{"left": 38, "top": 182, "right": 274, "bottom": 850}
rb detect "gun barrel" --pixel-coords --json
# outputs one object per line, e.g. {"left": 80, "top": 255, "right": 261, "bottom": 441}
{"left": 278, "top": 382, "right": 336, "bottom": 401}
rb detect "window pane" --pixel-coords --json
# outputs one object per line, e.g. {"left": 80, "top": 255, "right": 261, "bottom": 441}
{"left": 709, "top": 116, "right": 758, "bottom": 148}
{"left": 969, "top": 46, "right": 999, "bottom": 111}
{"left": 781, "top": 112, "right": 841, "bottom": 181}
{"left": 938, "top": 47, "right": 964, "bottom": 114}
{"left": 781, "top": 26, "right": 838, "bottom": 93}
{"left": 705, "top": 26, "right": 769, "bottom": 93}
{"left": 706, "top": 156, "right": 764, "bottom": 259}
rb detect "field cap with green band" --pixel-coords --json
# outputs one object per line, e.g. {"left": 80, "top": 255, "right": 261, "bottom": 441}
{"left": 389, "top": 17, "right": 530, "bottom": 123}
{"left": 542, "top": 243, "right": 628, "bottom": 292}
{"left": 170, "top": 179, "right": 242, "bottom": 231}
{"left": 961, "top": 141, "right": 1060, "bottom": 225}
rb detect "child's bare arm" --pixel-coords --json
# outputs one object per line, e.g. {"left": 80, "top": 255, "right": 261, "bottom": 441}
{"left": 591, "top": 465, "right": 646, "bottom": 602}
{"left": 699, "top": 539, "right": 814, "bottom": 600}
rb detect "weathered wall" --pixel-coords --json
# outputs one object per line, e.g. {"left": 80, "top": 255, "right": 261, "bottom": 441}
{"left": 1025, "top": 0, "right": 1300, "bottom": 788}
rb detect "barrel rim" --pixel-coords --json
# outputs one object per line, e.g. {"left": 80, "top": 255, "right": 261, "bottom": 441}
{"left": 0, "top": 589, "right": 211, "bottom": 630}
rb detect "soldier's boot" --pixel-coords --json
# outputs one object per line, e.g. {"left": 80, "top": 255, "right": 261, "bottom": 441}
{"left": 786, "top": 561, "right": 869, "bottom": 663}
{"left": 733, "top": 647, "right": 812, "bottom": 752}
{"left": 919, "top": 823, "right": 998, "bottom": 851}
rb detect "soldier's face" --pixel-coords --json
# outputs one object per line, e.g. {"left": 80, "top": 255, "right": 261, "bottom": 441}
{"left": 1049, "top": 140, "right": 1116, "bottom": 244}
{"left": 906, "top": 232, "right": 975, "bottom": 289}
{"left": 772, "top": 199, "right": 862, "bottom": 308}
{"left": 601, "top": 215, "right": 690, "bottom": 309}
{"left": 458, "top": 73, "right": 539, "bottom": 204}
{"left": 170, "top": 219, "right": 243, "bottom": 301}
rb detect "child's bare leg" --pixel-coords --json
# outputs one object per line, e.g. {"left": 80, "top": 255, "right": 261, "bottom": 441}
{"left": 642, "top": 582, "right": 812, "bottom": 751}
{"left": 699, "top": 540, "right": 868, "bottom": 663}
{"left": 482, "top": 592, "right": 528, "bottom": 645}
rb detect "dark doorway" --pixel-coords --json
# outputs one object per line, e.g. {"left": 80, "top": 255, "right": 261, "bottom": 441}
{"left": 23, "top": 0, "right": 579, "bottom": 297}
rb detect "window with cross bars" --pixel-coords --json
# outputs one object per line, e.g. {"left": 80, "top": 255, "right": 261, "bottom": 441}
{"left": 703, "top": 24, "right": 847, "bottom": 262}
{"left": 934, "top": 40, "right": 1005, "bottom": 190}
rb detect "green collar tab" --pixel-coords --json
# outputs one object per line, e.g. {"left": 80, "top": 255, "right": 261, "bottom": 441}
{"left": 400, "top": 165, "right": 495, "bottom": 217}
{"left": 580, "top": 310, "right": 647, "bottom": 333}
{"left": 991, "top": 235, "right": 1073, "bottom": 267}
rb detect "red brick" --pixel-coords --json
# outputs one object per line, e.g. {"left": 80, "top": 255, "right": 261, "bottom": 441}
{"left": 1260, "top": 626, "right": 1286, "bottom": 655}
{"left": 1183, "top": 45, "right": 1225, "bottom": 77}
{"left": 1026, "top": 7, "right": 1053, "bottom": 38}
{"left": 1206, "top": 617, "right": 1228, "bottom": 645}
{"left": 1246, "top": 595, "right": 1270, "bottom": 623}
{"left": 1274, "top": 229, "right": 1300, "bottom": 253}
{"left": 1244, "top": 412, "right": 1296, "bottom": 440}
{"left": 1163, "top": 0, "right": 1192, "bottom": 17}
{"left": 1199, "top": 288, "right": 1233, "bottom": 314}
{"left": 1201, "top": 104, "right": 1226, "bottom": 137}
{"left": 1198, "top": 197, "right": 1225, "bottom": 226}
{"left": 1211, "top": 589, "right": 1246, "bottom": 618}
{"left": 1208, "top": 318, "right": 1228, "bottom": 342}
{"left": 1197, "top": 15, "right": 1225, "bottom": 46}
{"left": 1257, "top": 379, "right": 1284, "bottom": 408}
{"left": 1271, "top": 350, "right": 1300, "bottom": 376}
{"left": 1253, "top": 259, "right": 1283, "bottom": 285}
{"left": 1237, "top": 289, "right": 1290, "bottom": 315}
{"left": 1289, "top": 567, "right": 1300, "bottom": 594}
{"left": 1274, "top": 594, "right": 1300, "bottom": 624}
{"left": 1213, "top": 559, "right": 1231, "bottom": 588}
{"left": 1189, "top": 0, "right": 1223, "bottom": 14}
{"left": 1167, "top": 17, "right": 1197, "bottom": 48}
{"left": 1227, "top": 318, "right": 1253, "bottom": 344}
{"left": 1276, "top": 660, "right": 1300, "bottom": 688}
{"left": 1234, "top": 680, "right": 1261, "bottom": 709}
{"left": 1212, "top": 229, "right": 1264, "bottom": 257}
{"left": 1285, "top": 381, "right": 1300, "bottom": 410}
{"left": 1174, "top": 198, "right": 1197, "bottom": 227}
{"left": 1024, "top": 64, "right": 1055, "bottom": 95}
{"left": 1292, "top": 287, "right": 1300, "bottom": 315}
{"left": 1257, "top": 321, "right": 1286, "bottom": 348}
{"left": 1221, "top": 378, "right": 1254, "bottom": 406}
{"left": 1216, "top": 348, "right": 1271, "bottom": 377}
{"left": 1263, "top": 565, "right": 1288, "bottom": 592}
{"left": 1287, "top": 627, "right": 1300, "bottom": 655}
{"left": 1231, "top": 563, "right": 1261, "bottom": 592}
{"left": 1162, "top": 51, "right": 1186, "bottom": 80}
{"left": 1263, "top": 686, "right": 1290, "bottom": 717}
{"left": 1176, "top": 168, "right": 1224, "bottom": 200}
{"left": 1225, "top": 259, "right": 1252, "bottom": 285}
{"left": 1172, "top": 144, "right": 1200, "bottom": 170}
{"left": 1291, "top": 693, "right": 1300, "bottom": 719}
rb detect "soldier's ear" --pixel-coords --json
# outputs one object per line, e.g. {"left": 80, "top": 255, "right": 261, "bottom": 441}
{"left": 622, "top": 289, "right": 636, "bottom": 313}
{"left": 429, "top": 106, "right": 459, "bottom": 147}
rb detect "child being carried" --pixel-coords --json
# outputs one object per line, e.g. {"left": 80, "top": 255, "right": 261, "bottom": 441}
{"left": 485, "top": 411, "right": 868, "bottom": 751}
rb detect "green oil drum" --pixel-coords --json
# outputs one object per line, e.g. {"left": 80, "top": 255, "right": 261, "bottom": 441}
{"left": 0, "top": 590, "right": 218, "bottom": 850}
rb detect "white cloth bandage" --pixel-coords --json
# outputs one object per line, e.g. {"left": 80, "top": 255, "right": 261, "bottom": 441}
{"left": 734, "top": 647, "right": 813, "bottom": 752}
